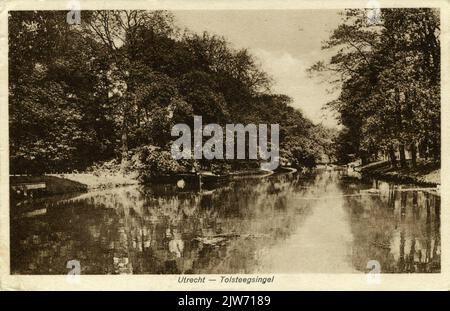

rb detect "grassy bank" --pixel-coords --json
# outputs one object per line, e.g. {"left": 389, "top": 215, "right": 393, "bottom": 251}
{"left": 52, "top": 173, "right": 139, "bottom": 190}
{"left": 360, "top": 159, "right": 440, "bottom": 186}
{"left": 10, "top": 165, "right": 294, "bottom": 200}
{"left": 11, "top": 172, "right": 139, "bottom": 198}
{"left": 10, "top": 175, "right": 88, "bottom": 196}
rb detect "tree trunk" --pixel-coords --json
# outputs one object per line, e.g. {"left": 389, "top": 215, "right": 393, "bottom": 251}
{"left": 399, "top": 144, "right": 407, "bottom": 168}
{"left": 410, "top": 142, "right": 417, "bottom": 168}
{"left": 361, "top": 153, "right": 368, "bottom": 166}
{"left": 433, "top": 138, "right": 440, "bottom": 162}
{"left": 120, "top": 93, "right": 134, "bottom": 172}
{"left": 120, "top": 119, "right": 128, "bottom": 171}
{"left": 388, "top": 145, "right": 397, "bottom": 167}
{"left": 418, "top": 140, "right": 427, "bottom": 160}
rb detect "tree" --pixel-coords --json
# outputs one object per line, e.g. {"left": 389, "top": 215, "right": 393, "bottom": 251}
{"left": 310, "top": 8, "right": 440, "bottom": 167}
{"left": 84, "top": 10, "right": 177, "bottom": 169}
{"left": 9, "top": 11, "right": 117, "bottom": 173}
{"left": 9, "top": 10, "right": 330, "bottom": 175}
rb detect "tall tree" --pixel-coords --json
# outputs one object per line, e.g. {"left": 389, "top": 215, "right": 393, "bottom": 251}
{"left": 310, "top": 8, "right": 440, "bottom": 166}
{"left": 85, "top": 10, "right": 177, "bottom": 168}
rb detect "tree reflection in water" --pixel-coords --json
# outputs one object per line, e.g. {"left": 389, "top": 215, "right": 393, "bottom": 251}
{"left": 343, "top": 173, "right": 440, "bottom": 273}
{"left": 10, "top": 169, "right": 440, "bottom": 274}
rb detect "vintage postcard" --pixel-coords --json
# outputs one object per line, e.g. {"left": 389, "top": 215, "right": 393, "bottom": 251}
{"left": 0, "top": 0, "right": 449, "bottom": 291}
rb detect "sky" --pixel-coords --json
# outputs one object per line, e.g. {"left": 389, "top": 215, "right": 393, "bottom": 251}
{"left": 173, "top": 10, "right": 344, "bottom": 128}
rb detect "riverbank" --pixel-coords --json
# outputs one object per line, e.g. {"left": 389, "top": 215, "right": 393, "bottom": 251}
{"left": 50, "top": 172, "right": 139, "bottom": 189}
{"left": 10, "top": 167, "right": 286, "bottom": 198}
{"left": 10, "top": 173, "right": 139, "bottom": 198}
{"left": 10, "top": 175, "right": 88, "bottom": 197}
{"left": 360, "top": 160, "right": 440, "bottom": 186}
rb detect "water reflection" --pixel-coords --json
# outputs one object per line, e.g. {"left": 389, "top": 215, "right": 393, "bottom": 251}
{"left": 10, "top": 169, "right": 440, "bottom": 274}
{"left": 343, "top": 172, "right": 440, "bottom": 273}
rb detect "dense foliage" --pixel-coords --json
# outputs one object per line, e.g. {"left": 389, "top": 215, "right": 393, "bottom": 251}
{"left": 10, "top": 10, "right": 334, "bottom": 175}
{"left": 311, "top": 9, "right": 440, "bottom": 166}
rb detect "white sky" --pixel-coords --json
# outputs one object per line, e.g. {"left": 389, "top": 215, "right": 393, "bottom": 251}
{"left": 173, "top": 10, "right": 344, "bottom": 128}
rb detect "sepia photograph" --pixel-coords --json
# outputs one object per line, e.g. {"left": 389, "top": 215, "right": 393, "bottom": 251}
{"left": 2, "top": 0, "right": 445, "bottom": 289}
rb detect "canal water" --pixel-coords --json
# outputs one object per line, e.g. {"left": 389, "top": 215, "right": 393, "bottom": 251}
{"left": 10, "top": 169, "right": 440, "bottom": 274}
